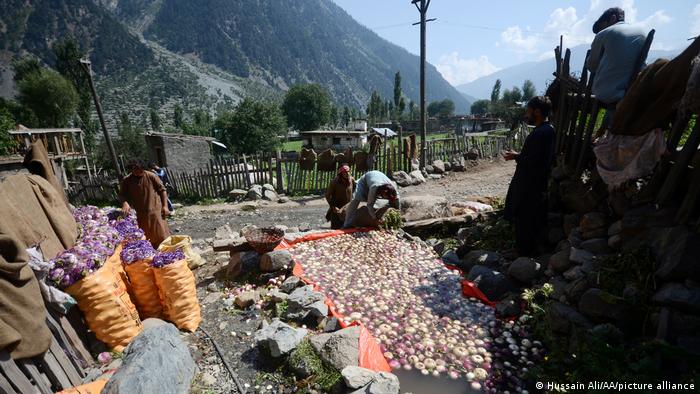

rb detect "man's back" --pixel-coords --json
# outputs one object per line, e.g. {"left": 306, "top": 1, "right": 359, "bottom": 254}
{"left": 587, "top": 22, "right": 647, "bottom": 103}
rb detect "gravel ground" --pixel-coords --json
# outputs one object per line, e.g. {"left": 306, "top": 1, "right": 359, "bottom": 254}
{"left": 176, "top": 158, "right": 516, "bottom": 394}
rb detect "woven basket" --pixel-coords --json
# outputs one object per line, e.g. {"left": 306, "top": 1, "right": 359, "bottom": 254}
{"left": 242, "top": 227, "right": 285, "bottom": 254}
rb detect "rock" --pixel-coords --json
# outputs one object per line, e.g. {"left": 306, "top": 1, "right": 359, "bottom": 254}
{"left": 278, "top": 196, "right": 290, "bottom": 204}
{"left": 466, "top": 148, "right": 479, "bottom": 160}
{"left": 650, "top": 226, "right": 700, "bottom": 282}
{"left": 308, "top": 332, "right": 331, "bottom": 353}
{"left": 548, "top": 301, "right": 593, "bottom": 334}
{"left": 262, "top": 189, "right": 279, "bottom": 202}
{"left": 254, "top": 319, "right": 308, "bottom": 358}
{"left": 452, "top": 157, "right": 466, "bottom": 172}
{"left": 548, "top": 250, "right": 572, "bottom": 273}
{"left": 171, "top": 203, "right": 183, "bottom": 209}
{"left": 392, "top": 171, "right": 413, "bottom": 187}
{"left": 228, "top": 189, "right": 247, "bottom": 202}
{"left": 222, "top": 297, "right": 235, "bottom": 308}
{"left": 274, "top": 225, "right": 289, "bottom": 233}
{"left": 260, "top": 250, "right": 293, "bottom": 272}
{"left": 281, "top": 276, "right": 304, "bottom": 293}
{"left": 578, "top": 288, "right": 626, "bottom": 320}
{"left": 443, "top": 161, "right": 452, "bottom": 171}
{"left": 563, "top": 266, "right": 585, "bottom": 281}
{"left": 103, "top": 323, "right": 194, "bottom": 394}
{"left": 365, "top": 372, "right": 400, "bottom": 394}
{"left": 239, "top": 224, "right": 258, "bottom": 237}
{"left": 313, "top": 326, "right": 361, "bottom": 371}
{"left": 214, "top": 224, "right": 236, "bottom": 241}
{"left": 569, "top": 247, "right": 594, "bottom": 265}
{"left": 507, "top": 257, "right": 542, "bottom": 284}
{"left": 141, "top": 318, "right": 168, "bottom": 331}
{"left": 652, "top": 283, "right": 700, "bottom": 314}
{"left": 235, "top": 291, "right": 259, "bottom": 308}
{"left": 608, "top": 220, "right": 622, "bottom": 236}
{"left": 564, "top": 278, "right": 590, "bottom": 303}
{"left": 549, "top": 276, "right": 568, "bottom": 301}
{"left": 441, "top": 250, "right": 461, "bottom": 266}
{"left": 201, "top": 372, "right": 216, "bottom": 386}
{"left": 285, "top": 286, "right": 328, "bottom": 321}
{"left": 342, "top": 366, "right": 376, "bottom": 389}
{"left": 227, "top": 251, "right": 260, "bottom": 278}
{"left": 207, "top": 282, "right": 219, "bottom": 292}
{"left": 428, "top": 174, "right": 442, "bottom": 180}
{"left": 269, "top": 289, "right": 289, "bottom": 303}
{"left": 580, "top": 212, "right": 607, "bottom": 236}
{"left": 622, "top": 284, "right": 641, "bottom": 304}
{"left": 568, "top": 227, "right": 583, "bottom": 248}
{"left": 495, "top": 293, "right": 521, "bottom": 317}
{"left": 425, "top": 164, "right": 435, "bottom": 174}
{"left": 563, "top": 214, "right": 581, "bottom": 236}
{"left": 429, "top": 240, "right": 446, "bottom": 256}
{"left": 431, "top": 160, "right": 446, "bottom": 174}
{"left": 608, "top": 234, "right": 622, "bottom": 250}
{"left": 467, "top": 265, "right": 517, "bottom": 301}
{"left": 246, "top": 185, "right": 264, "bottom": 201}
{"left": 462, "top": 250, "right": 501, "bottom": 271}
{"left": 323, "top": 317, "right": 342, "bottom": 332}
{"left": 400, "top": 195, "right": 452, "bottom": 222}
{"left": 548, "top": 228, "right": 566, "bottom": 245}
{"left": 408, "top": 170, "right": 426, "bottom": 185}
{"left": 263, "top": 183, "right": 276, "bottom": 192}
{"left": 290, "top": 356, "right": 315, "bottom": 378}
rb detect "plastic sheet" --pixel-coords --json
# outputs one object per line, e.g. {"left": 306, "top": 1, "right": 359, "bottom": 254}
{"left": 153, "top": 259, "right": 201, "bottom": 332}
{"left": 65, "top": 250, "right": 142, "bottom": 351}
{"left": 56, "top": 379, "right": 107, "bottom": 394}
{"left": 124, "top": 258, "right": 162, "bottom": 319}
{"left": 277, "top": 229, "right": 498, "bottom": 372}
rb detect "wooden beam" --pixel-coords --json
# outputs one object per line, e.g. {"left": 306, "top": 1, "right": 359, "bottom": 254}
{"left": 0, "top": 351, "right": 35, "bottom": 394}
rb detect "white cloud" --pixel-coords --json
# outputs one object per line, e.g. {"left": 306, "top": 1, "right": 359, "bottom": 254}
{"left": 436, "top": 53, "right": 499, "bottom": 86}
{"left": 692, "top": 4, "right": 700, "bottom": 36}
{"left": 500, "top": 26, "right": 540, "bottom": 54}
{"left": 633, "top": 10, "right": 672, "bottom": 31}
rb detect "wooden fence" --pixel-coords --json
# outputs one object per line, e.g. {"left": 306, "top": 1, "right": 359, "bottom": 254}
{"left": 67, "top": 175, "right": 119, "bottom": 205}
{"left": 0, "top": 308, "right": 97, "bottom": 393}
{"left": 163, "top": 132, "right": 522, "bottom": 199}
{"left": 551, "top": 35, "right": 700, "bottom": 225}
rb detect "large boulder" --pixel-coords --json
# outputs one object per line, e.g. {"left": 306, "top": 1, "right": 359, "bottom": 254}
{"left": 507, "top": 257, "right": 542, "bottom": 284}
{"left": 578, "top": 288, "right": 626, "bottom": 321}
{"left": 461, "top": 250, "right": 500, "bottom": 272}
{"left": 400, "top": 195, "right": 452, "bottom": 222}
{"left": 262, "top": 189, "right": 279, "bottom": 202}
{"left": 408, "top": 170, "right": 426, "bottom": 185}
{"left": 431, "top": 160, "right": 446, "bottom": 174}
{"left": 580, "top": 212, "right": 608, "bottom": 239}
{"left": 443, "top": 161, "right": 452, "bottom": 172}
{"left": 392, "top": 171, "right": 413, "bottom": 187}
{"left": 342, "top": 366, "right": 376, "bottom": 390}
{"left": 569, "top": 247, "right": 594, "bottom": 265}
{"left": 467, "top": 265, "right": 517, "bottom": 301}
{"left": 228, "top": 189, "right": 248, "bottom": 202}
{"left": 580, "top": 238, "right": 611, "bottom": 255}
{"left": 650, "top": 226, "right": 700, "bottom": 282}
{"left": 234, "top": 291, "right": 259, "bottom": 308}
{"left": 227, "top": 251, "right": 260, "bottom": 278}
{"left": 425, "top": 164, "right": 435, "bottom": 174}
{"left": 652, "top": 283, "right": 700, "bottom": 314}
{"left": 548, "top": 302, "right": 593, "bottom": 334}
{"left": 247, "top": 185, "right": 264, "bottom": 201}
{"left": 285, "top": 285, "right": 328, "bottom": 321}
{"left": 465, "top": 148, "right": 479, "bottom": 160}
{"left": 281, "top": 276, "right": 304, "bottom": 294}
{"left": 548, "top": 249, "right": 572, "bottom": 273}
{"left": 103, "top": 323, "right": 195, "bottom": 394}
{"left": 260, "top": 250, "right": 293, "bottom": 272}
{"left": 263, "top": 183, "right": 276, "bottom": 192}
{"left": 451, "top": 157, "right": 466, "bottom": 172}
{"left": 254, "top": 319, "right": 308, "bottom": 358}
{"left": 309, "top": 326, "right": 360, "bottom": 371}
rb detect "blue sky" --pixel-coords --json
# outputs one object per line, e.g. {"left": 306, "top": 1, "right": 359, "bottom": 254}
{"left": 332, "top": 0, "right": 700, "bottom": 86}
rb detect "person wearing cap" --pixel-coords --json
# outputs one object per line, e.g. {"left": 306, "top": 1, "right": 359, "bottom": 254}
{"left": 586, "top": 7, "right": 647, "bottom": 132}
{"left": 342, "top": 170, "right": 400, "bottom": 229}
{"left": 324, "top": 164, "right": 356, "bottom": 229}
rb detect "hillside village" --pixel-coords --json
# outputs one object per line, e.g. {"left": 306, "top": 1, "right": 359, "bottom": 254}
{"left": 1, "top": 1, "right": 700, "bottom": 394}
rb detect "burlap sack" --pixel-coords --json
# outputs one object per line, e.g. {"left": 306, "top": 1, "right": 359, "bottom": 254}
{"left": 158, "top": 235, "right": 204, "bottom": 269}
{"left": 153, "top": 260, "right": 201, "bottom": 332}
{"left": 65, "top": 259, "right": 142, "bottom": 351}
{"left": 335, "top": 147, "right": 353, "bottom": 166}
{"left": 354, "top": 151, "right": 369, "bottom": 171}
{"left": 124, "top": 259, "right": 162, "bottom": 319}
{"left": 299, "top": 148, "right": 317, "bottom": 171}
{"left": 318, "top": 149, "right": 337, "bottom": 172}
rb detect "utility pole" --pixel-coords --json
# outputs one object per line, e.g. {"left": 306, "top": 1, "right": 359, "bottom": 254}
{"left": 79, "top": 58, "right": 122, "bottom": 176}
{"left": 412, "top": 0, "right": 435, "bottom": 168}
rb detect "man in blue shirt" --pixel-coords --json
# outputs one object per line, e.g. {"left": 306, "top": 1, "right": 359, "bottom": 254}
{"left": 586, "top": 7, "right": 647, "bottom": 129}
{"left": 502, "top": 97, "right": 555, "bottom": 257}
{"left": 342, "top": 170, "right": 400, "bottom": 229}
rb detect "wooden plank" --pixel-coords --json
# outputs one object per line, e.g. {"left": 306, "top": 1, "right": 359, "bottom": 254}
{"left": 0, "top": 368, "right": 15, "bottom": 394}
{"left": 57, "top": 312, "right": 93, "bottom": 367}
{"left": 39, "top": 349, "right": 73, "bottom": 390}
{"left": 17, "top": 360, "right": 51, "bottom": 394}
{"left": 658, "top": 119, "right": 700, "bottom": 206}
{"left": 45, "top": 311, "right": 86, "bottom": 377}
{"left": 242, "top": 155, "right": 251, "bottom": 189}
{"left": 574, "top": 101, "right": 600, "bottom": 176}
{"left": 0, "top": 351, "right": 36, "bottom": 394}
{"left": 46, "top": 334, "right": 81, "bottom": 384}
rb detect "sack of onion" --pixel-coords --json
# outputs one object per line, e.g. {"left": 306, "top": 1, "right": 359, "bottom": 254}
{"left": 152, "top": 249, "right": 201, "bottom": 331}
{"left": 121, "top": 240, "right": 161, "bottom": 319}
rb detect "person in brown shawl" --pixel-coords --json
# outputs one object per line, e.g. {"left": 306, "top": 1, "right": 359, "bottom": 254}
{"left": 119, "top": 160, "right": 171, "bottom": 247}
{"left": 325, "top": 164, "right": 355, "bottom": 229}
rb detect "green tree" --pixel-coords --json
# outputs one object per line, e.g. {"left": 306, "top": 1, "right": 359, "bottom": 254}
{"left": 214, "top": 98, "right": 286, "bottom": 154}
{"left": 366, "top": 90, "right": 384, "bottom": 126}
{"left": 490, "top": 79, "right": 502, "bottom": 103}
{"left": 183, "top": 109, "right": 213, "bottom": 136}
{"left": 329, "top": 105, "right": 339, "bottom": 127}
{"left": 173, "top": 104, "right": 184, "bottom": 129}
{"left": 12, "top": 58, "right": 42, "bottom": 82}
{"left": 116, "top": 112, "right": 147, "bottom": 160}
{"left": 53, "top": 38, "right": 97, "bottom": 148}
{"left": 471, "top": 99, "right": 490, "bottom": 115}
{"left": 341, "top": 106, "right": 350, "bottom": 127}
{"left": 428, "top": 99, "right": 455, "bottom": 118}
{"left": 522, "top": 80, "right": 536, "bottom": 102}
{"left": 408, "top": 100, "right": 417, "bottom": 120}
{"left": 17, "top": 68, "right": 78, "bottom": 127}
{"left": 393, "top": 71, "right": 404, "bottom": 120}
{"left": 282, "top": 84, "right": 331, "bottom": 131}
{"left": 0, "top": 108, "right": 16, "bottom": 156}
{"left": 150, "top": 108, "right": 162, "bottom": 131}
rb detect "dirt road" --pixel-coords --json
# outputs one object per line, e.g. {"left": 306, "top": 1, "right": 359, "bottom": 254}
{"left": 169, "top": 159, "right": 515, "bottom": 239}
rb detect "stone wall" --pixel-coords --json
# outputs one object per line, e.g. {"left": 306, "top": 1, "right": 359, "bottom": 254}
{"left": 147, "top": 136, "right": 212, "bottom": 174}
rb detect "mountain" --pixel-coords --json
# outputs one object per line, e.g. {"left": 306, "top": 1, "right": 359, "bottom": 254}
{"left": 457, "top": 44, "right": 682, "bottom": 101}
{"left": 1, "top": 0, "right": 471, "bottom": 127}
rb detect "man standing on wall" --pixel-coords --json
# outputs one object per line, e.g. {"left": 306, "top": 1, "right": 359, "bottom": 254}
{"left": 502, "top": 97, "right": 555, "bottom": 257}
{"left": 119, "top": 160, "right": 171, "bottom": 248}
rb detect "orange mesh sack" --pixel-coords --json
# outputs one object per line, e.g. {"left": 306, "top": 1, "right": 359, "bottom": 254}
{"left": 65, "top": 260, "right": 142, "bottom": 351}
{"left": 57, "top": 379, "right": 107, "bottom": 394}
{"left": 124, "top": 259, "right": 162, "bottom": 319}
{"left": 153, "top": 259, "right": 201, "bottom": 332}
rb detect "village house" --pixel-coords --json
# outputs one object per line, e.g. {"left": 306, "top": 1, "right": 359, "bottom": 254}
{"left": 0, "top": 125, "right": 89, "bottom": 189}
{"left": 299, "top": 130, "right": 368, "bottom": 151}
{"left": 460, "top": 117, "right": 507, "bottom": 134}
{"left": 144, "top": 132, "right": 215, "bottom": 174}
